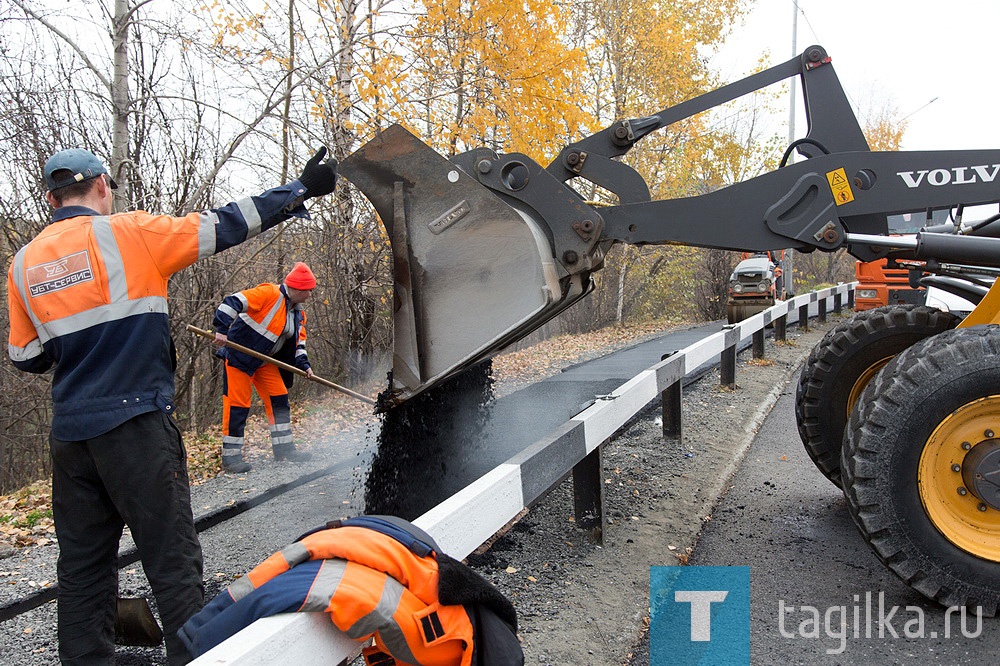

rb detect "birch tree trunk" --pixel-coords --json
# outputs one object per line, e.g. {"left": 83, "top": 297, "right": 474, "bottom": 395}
{"left": 111, "top": 0, "right": 130, "bottom": 209}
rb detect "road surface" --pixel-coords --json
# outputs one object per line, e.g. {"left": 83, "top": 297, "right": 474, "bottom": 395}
{"left": 685, "top": 378, "right": 999, "bottom": 664}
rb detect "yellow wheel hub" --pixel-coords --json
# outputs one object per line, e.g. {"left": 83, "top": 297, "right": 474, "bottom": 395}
{"left": 919, "top": 396, "right": 1000, "bottom": 561}
{"left": 846, "top": 356, "right": 894, "bottom": 418}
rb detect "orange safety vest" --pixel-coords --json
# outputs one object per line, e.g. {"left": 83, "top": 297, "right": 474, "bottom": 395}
{"left": 239, "top": 526, "right": 471, "bottom": 665}
{"left": 6, "top": 209, "right": 230, "bottom": 438}
{"left": 7, "top": 185, "right": 308, "bottom": 440}
{"left": 179, "top": 516, "right": 523, "bottom": 666}
{"left": 214, "top": 282, "right": 310, "bottom": 377}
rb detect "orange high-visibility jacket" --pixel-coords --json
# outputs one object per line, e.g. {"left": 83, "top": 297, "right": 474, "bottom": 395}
{"left": 213, "top": 282, "right": 310, "bottom": 376}
{"left": 179, "top": 516, "right": 523, "bottom": 666}
{"left": 7, "top": 185, "right": 308, "bottom": 440}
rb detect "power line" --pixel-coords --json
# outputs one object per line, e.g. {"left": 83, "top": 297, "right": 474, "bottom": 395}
{"left": 901, "top": 97, "right": 938, "bottom": 121}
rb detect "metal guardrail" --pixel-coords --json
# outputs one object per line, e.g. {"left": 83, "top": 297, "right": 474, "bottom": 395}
{"left": 192, "top": 283, "right": 855, "bottom": 665}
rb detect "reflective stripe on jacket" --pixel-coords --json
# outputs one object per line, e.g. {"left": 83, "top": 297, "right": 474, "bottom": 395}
{"left": 6, "top": 184, "right": 309, "bottom": 440}
{"left": 212, "top": 282, "right": 310, "bottom": 376}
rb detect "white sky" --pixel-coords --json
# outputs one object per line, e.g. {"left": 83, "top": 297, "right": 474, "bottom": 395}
{"left": 713, "top": 0, "right": 1000, "bottom": 151}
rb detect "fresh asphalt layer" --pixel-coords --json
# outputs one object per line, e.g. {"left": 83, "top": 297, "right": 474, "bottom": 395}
{"left": 686, "top": 376, "right": 1000, "bottom": 665}
{"left": 362, "top": 319, "right": 738, "bottom": 519}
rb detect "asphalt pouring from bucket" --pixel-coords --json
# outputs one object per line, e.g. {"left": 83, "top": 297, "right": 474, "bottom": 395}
{"left": 364, "top": 360, "right": 496, "bottom": 520}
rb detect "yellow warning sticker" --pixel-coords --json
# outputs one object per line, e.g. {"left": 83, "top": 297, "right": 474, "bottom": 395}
{"left": 826, "top": 168, "right": 854, "bottom": 205}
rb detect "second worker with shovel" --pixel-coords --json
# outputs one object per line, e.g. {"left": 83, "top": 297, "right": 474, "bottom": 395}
{"left": 213, "top": 261, "right": 318, "bottom": 473}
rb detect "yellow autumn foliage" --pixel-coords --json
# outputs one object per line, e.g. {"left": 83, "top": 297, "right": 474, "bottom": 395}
{"left": 399, "top": 0, "right": 595, "bottom": 162}
{"left": 579, "top": 0, "right": 751, "bottom": 200}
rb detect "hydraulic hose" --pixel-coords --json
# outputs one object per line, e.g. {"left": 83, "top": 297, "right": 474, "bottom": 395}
{"left": 846, "top": 231, "right": 1000, "bottom": 270}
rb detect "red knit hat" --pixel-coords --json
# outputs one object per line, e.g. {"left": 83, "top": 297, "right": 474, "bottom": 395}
{"left": 284, "top": 262, "right": 316, "bottom": 290}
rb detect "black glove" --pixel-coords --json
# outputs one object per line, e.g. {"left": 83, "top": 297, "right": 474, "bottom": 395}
{"left": 298, "top": 147, "right": 338, "bottom": 198}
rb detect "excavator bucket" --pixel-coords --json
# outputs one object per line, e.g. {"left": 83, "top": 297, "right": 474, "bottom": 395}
{"left": 340, "top": 125, "right": 587, "bottom": 407}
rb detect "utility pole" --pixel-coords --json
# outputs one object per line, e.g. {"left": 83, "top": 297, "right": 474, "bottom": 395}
{"left": 788, "top": 2, "right": 798, "bottom": 148}
{"left": 784, "top": 0, "right": 799, "bottom": 296}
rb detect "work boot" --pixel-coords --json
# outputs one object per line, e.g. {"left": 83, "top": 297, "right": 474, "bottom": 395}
{"left": 221, "top": 454, "right": 251, "bottom": 473}
{"left": 273, "top": 444, "right": 312, "bottom": 463}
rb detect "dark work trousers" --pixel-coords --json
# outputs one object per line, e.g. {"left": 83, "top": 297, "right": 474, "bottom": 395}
{"left": 50, "top": 410, "right": 204, "bottom": 665}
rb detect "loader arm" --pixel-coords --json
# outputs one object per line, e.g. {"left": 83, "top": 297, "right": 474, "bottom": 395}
{"left": 340, "top": 45, "right": 1000, "bottom": 407}
{"left": 546, "top": 45, "right": 868, "bottom": 204}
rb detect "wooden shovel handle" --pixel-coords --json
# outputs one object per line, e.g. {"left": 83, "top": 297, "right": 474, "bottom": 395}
{"left": 186, "top": 324, "right": 377, "bottom": 406}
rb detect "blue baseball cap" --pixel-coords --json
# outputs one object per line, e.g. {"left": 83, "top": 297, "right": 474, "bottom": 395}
{"left": 44, "top": 149, "right": 118, "bottom": 191}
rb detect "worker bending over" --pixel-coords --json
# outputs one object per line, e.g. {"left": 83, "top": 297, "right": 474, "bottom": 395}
{"left": 213, "top": 261, "right": 317, "bottom": 473}
{"left": 179, "top": 515, "right": 524, "bottom": 665}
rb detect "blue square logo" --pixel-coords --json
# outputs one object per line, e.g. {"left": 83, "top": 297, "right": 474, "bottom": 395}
{"left": 650, "top": 566, "right": 750, "bottom": 665}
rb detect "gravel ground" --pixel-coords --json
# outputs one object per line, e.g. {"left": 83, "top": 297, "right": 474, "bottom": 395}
{"left": 0, "top": 316, "right": 839, "bottom": 664}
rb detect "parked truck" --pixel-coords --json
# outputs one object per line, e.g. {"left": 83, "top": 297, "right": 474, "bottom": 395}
{"left": 853, "top": 212, "right": 931, "bottom": 310}
{"left": 341, "top": 45, "right": 1000, "bottom": 615}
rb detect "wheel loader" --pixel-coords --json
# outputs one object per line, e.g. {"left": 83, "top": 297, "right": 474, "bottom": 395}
{"left": 341, "top": 45, "right": 1000, "bottom": 615}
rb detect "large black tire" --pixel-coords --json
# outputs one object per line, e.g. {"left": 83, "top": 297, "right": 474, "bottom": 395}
{"left": 795, "top": 305, "right": 959, "bottom": 488}
{"left": 841, "top": 326, "right": 1000, "bottom": 616}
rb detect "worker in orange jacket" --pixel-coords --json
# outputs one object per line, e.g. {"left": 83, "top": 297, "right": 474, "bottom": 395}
{"left": 212, "top": 262, "right": 317, "bottom": 472}
{"left": 178, "top": 515, "right": 523, "bottom": 666}
{"left": 7, "top": 146, "right": 338, "bottom": 665}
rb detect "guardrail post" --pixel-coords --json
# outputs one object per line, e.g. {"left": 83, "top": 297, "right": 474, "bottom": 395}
{"left": 847, "top": 287, "right": 855, "bottom": 310}
{"left": 799, "top": 303, "right": 810, "bottom": 332}
{"left": 774, "top": 314, "right": 787, "bottom": 342}
{"left": 834, "top": 292, "right": 842, "bottom": 314}
{"left": 659, "top": 353, "right": 683, "bottom": 441}
{"left": 818, "top": 297, "right": 827, "bottom": 322}
{"left": 662, "top": 382, "right": 682, "bottom": 441}
{"left": 752, "top": 329, "right": 765, "bottom": 360}
{"left": 573, "top": 446, "right": 605, "bottom": 544}
{"left": 720, "top": 325, "right": 737, "bottom": 388}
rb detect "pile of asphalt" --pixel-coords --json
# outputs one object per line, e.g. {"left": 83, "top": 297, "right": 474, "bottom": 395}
{"left": 365, "top": 361, "right": 496, "bottom": 519}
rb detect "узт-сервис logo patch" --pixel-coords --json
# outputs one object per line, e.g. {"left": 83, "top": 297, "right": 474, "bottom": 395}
{"left": 650, "top": 566, "right": 750, "bottom": 665}
{"left": 26, "top": 250, "right": 94, "bottom": 297}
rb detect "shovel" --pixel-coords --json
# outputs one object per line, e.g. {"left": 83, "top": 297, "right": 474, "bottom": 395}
{"left": 186, "top": 325, "right": 377, "bottom": 406}
{"left": 115, "top": 596, "right": 163, "bottom": 647}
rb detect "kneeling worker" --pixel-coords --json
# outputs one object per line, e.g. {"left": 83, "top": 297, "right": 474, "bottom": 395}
{"left": 213, "top": 261, "right": 318, "bottom": 472}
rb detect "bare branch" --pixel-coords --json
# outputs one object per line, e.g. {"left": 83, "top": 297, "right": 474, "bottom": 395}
{"left": 184, "top": 53, "right": 339, "bottom": 207}
{"left": 9, "top": 0, "right": 113, "bottom": 94}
